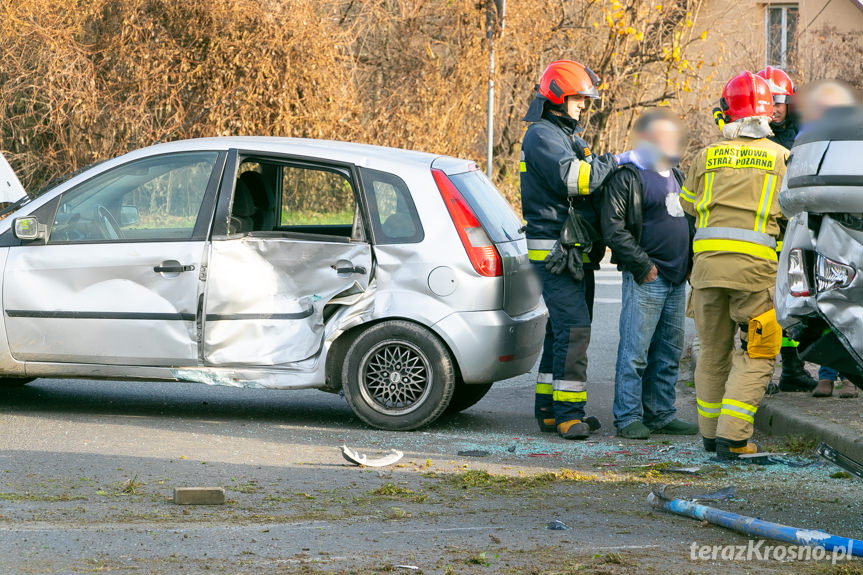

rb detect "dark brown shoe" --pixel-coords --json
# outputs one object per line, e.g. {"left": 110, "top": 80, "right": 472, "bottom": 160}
{"left": 812, "top": 379, "right": 835, "bottom": 397}
{"left": 839, "top": 380, "right": 859, "bottom": 399}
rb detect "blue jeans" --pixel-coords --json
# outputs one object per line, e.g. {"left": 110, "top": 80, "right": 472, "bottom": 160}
{"left": 819, "top": 366, "right": 840, "bottom": 381}
{"left": 613, "top": 271, "right": 685, "bottom": 431}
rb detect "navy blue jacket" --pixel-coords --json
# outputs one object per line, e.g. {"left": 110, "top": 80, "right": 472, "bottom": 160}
{"left": 519, "top": 112, "right": 617, "bottom": 263}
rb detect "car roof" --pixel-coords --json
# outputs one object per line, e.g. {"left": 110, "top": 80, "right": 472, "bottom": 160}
{"left": 132, "top": 137, "right": 453, "bottom": 171}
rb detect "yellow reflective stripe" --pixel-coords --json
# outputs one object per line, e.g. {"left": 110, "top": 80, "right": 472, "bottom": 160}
{"left": 698, "top": 407, "right": 721, "bottom": 419}
{"left": 776, "top": 240, "right": 783, "bottom": 252}
{"left": 754, "top": 174, "right": 777, "bottom": 233}
{"left": 696, "top": 398, "right": 722, "bottom": 409}
{"left": 577, "top": 162, "right": 591, "bottom": 195}
{"left": 528, "top": 249, "right": 549, "bottom": 261}
{"left": 536, "top": 383, "right": 553, "bottom": 395}
{"left": 721, "top": 398, "right": 757, "bottom": 424}
{"left": 529, "top": 249, "right": 591, "bottom": 263}
{"left": 519, "top": 161, "right": 527, "bottom": 173}
{"left": 696, "top": 397, "right": 721, "bottom": 419}
{"left": 553, "top": 390, "right": 587, "bottom": 403}
{"left": 696, "top": 172, "right": 714, "bottom": 227}
{"left": 720, "top": 408, "right": 755, "bottom": 424}
{"left": 723, "top": 398, "right": 757, "bottom": 413}
{"left": 680, "top": 186, "right": 695, "bottom": 203}
{"left": 693, "top": 238, "right": 778, "bottom": 262}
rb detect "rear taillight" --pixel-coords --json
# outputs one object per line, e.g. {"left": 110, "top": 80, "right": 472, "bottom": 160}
{"left": 788, "top": 248, "right": 811, "bottom": 297}
{"left": 432, "top": 168, "right": 502, "bottom": 277}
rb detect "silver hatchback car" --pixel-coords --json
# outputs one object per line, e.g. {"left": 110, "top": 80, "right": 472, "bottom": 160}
{"left": 0, "top": 138, "right": 546, "bottom": 429}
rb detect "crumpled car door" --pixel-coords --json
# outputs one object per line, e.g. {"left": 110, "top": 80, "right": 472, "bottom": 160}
{"left": 201, "top": 236, "right": 372, "bottom": 366}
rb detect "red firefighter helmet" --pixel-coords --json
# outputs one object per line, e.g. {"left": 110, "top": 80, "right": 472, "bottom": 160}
{"left": 721, "top": 71, "right": 774, "bottom": 121}
{"left": 757, "top": 66, "right": 795, "bottom": 104}
{"left": 537, "top": 60, "right": 601, "bottom": 104}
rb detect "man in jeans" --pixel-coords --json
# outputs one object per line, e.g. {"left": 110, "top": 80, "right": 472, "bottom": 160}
{"left": 601, "top": 109, "right": 699, "bottom": 439}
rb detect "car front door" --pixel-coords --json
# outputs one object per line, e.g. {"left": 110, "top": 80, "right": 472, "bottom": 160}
{"left": 3, "top": 151, "right": 225, "bottom": 366}
{"left": 201, "top": 154, "right": 372, "bottom": 366}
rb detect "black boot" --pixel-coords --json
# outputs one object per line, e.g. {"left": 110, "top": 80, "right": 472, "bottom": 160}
{"left": 778, "top": 347, "right": 817, "bottom": 392}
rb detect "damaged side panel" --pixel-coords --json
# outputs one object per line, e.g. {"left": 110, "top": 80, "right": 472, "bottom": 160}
{"left": 201, "top": 236, "right": 373, "bottom": 368}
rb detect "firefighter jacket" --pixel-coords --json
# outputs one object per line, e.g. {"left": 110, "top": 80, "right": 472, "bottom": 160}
{"left": 680, "top": 136, "right": 790, "bottom": 291}
{"left": 520, "top": 111, "right": 618, "bottom": 267}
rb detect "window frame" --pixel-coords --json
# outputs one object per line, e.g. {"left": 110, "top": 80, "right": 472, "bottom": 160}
{"left": 764, "top": 3, "right": 799, "bottom": 70}
{"left": 212, "top": 150, "right": 371, "bottom": 243}
{"left": 359, "top": 167, "right": 425, "bottom": 245}
{"left": 44, "top": 150, "right": 226, "bottom": 246}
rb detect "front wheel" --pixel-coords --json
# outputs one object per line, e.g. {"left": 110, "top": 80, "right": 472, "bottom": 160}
{"left": 0, "top": 377, "right": 34, "bottom": 388}
{"left": 342, "top": 321, "right": 455, "bottom": 431}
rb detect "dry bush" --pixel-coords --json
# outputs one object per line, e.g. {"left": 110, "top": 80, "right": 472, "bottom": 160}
{"left": 1, "top": 0, "right": 720, "bottom": 206}
{"left": 800, "top": 26, "right": 863, "bottom": 87}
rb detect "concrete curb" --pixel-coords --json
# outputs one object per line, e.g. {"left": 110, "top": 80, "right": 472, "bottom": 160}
{"left": 755, "top": 400, "right": 863, "bottom": 464}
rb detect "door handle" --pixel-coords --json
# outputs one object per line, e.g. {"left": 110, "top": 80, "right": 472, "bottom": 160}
{"left": 331, "top": 264, "right": 366, "bottom": 275}
{"left": 154, "top": 262, "right": 195, "bottom": 274}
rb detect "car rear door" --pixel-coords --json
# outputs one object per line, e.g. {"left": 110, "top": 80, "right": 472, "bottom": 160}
{"left": 201, "top": 152, "right": 372, "bottom": 366}
{"left": 3, "top": 151, "right": 225, "bottom": 366}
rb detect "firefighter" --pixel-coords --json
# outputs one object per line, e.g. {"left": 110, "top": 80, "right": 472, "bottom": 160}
{"left": 757, "top": 67, "right": 799, "bottom": 149}
{"left": 520, "top": 60, "right": 626, "bottom": 439}
{"left": 756, "top": 66, "right": 817, "bottom": 394}
{"left": 680, "top": 71, "right": 789, "bottom": 460}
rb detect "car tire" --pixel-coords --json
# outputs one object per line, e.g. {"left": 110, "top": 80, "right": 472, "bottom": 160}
{"left": 445, "top": 382, "right": 493, "bottom": 414}
{"left": 342, "top": 321, "right": 455, "bottom": 431}
{"left": 0, "top": 377, "right": 34, "bottom": 388}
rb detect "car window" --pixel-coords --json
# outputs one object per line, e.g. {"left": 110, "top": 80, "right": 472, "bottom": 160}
{"left": 360, "top": 168, "right": 424, "bottom": 244}
{"left": 49, "top": 152, "right": 218, "bottom": 244}
{"left": 447, "top": 170, "right": 524, "bottom": 243}
{"left": 280, "top": 166, "right": 355, "bottom": 227}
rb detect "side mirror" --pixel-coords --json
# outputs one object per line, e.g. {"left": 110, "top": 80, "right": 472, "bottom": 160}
{"left": 13, "top": 216, "right": 46, "bottom": 241}
{"left": 120, "top": 205, "right": 139, "bottom": 227}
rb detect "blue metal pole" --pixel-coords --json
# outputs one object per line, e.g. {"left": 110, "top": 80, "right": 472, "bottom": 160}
{"left": 649, "top": 493, "right": 863, "bottom": 557}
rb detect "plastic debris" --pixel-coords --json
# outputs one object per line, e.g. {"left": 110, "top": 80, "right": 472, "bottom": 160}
{"left": 649, "top": 485, "right": 863, "bottom": 557}
{"left": 340, "top": 445, "right": 404, "bottom": 467}
{"left": 546, "top": 519, "right": 571, "bottom": 531}
{"left": 817, "top": 442, "right": 863, "bottom": 479}
{"left": 457, "top": 450, "right": 490, "bottom": 457}
{"left": 666, "top": 467, "right": 701, "bottom": 475}
{"left": 395, "top": 566, "right": 419, "bottom": 570}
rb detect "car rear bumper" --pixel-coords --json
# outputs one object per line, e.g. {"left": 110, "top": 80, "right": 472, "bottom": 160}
{"left": 432, "top": 304, "right": 547, "bottom": 384}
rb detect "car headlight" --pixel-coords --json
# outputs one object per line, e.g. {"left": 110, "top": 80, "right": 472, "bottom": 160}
{"left": 816, "top": 254, "right": 856, "bottom": 293}
{"left": 788, "top": 248, "right": 811, "bottom": 297}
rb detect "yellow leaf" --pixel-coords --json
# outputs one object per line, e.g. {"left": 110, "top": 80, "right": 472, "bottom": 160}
{"left": 700, "top": 30, "right": 708, "bottom": 41}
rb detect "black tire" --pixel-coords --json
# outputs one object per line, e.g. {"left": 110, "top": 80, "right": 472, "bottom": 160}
{"left": 0, "top": 377, "right": 34, "bottom": 388}
{"left": 445, "top": 382, "right": 493, "bottom": 414}
{"left": 342, "top": 320, "right": 455, "bottom": 431}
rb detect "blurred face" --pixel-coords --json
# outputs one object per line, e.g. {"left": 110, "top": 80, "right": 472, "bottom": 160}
{"left": 637, "top": 119, "right": 681, "bottom": 165}
{"left": 566, "top": 95, "right": 588, "bottom": 120}
{"left": 773, "top": 102, "right": 788, "bottom": 124}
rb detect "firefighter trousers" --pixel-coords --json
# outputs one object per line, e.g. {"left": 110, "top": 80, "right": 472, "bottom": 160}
{"left": 533, "top": 263, "right": 594, "bottom": 424}
{"left": 691, "top": 286, "right": 775, "bottom": 442}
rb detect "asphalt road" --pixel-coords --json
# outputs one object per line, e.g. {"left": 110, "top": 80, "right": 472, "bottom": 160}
{"left": 1, "top": 268, "right": 860, "bottom": 574}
